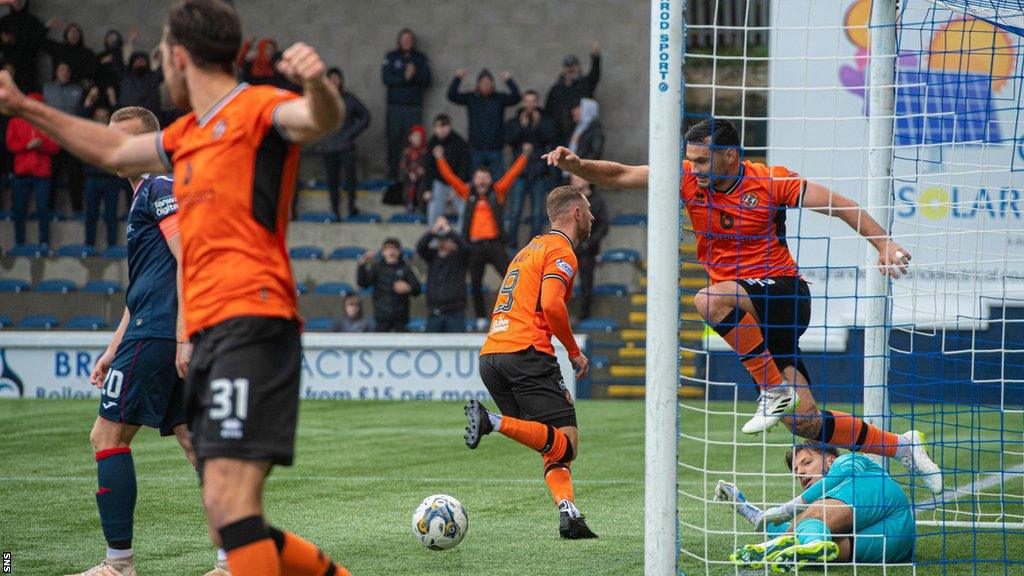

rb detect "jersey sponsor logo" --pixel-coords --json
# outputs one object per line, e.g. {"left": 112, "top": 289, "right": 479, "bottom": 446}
{"left": 489, "top": 317, "right": 510, "bottom": 334}
{"left": 742, "top": 192, "right": 759, "bottom": 207}
{"left": 154, "top": 195, "right": 178, "bottom": 217}
{"left": 555, "top": 258, "right": 575, "bottom": 278}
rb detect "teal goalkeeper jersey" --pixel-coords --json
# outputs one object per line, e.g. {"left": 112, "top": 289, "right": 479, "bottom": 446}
{"left": 800, "top": 453, "right": 910, "bottom": 513}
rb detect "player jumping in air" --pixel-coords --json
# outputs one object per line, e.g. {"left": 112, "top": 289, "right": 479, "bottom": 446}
{"left": 0, "top": 1, "right": 349, "bottom": 574}
{"left": 66, "top": 106, "right": 223, "bottom": 576}
{"left": 716, "top": 444, "right": 915, "bottom": 571}
{"left": 464, "top": 185, "right": 598, "bottom": 539}
{"left": 546, "top": 117, "right": 943, "bottom": 494}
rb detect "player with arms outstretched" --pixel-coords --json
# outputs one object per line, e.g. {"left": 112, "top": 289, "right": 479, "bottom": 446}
{"left": 463, "top": 185, "right": 598, "bottom": 539}
{"left": 547, "top": 117, "right": 942, "bottom": 494}
{"left": 716, "top": 444, "right": 915, "bottom": 572}
{"left": 0, "top": 1, "right": 349, "bottom": 574}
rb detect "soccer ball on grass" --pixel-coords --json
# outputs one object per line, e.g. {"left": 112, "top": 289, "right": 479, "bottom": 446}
{"left": 412, "top": 494, "right": 468, "bottom": 550}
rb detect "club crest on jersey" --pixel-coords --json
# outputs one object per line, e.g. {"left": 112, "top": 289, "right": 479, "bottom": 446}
{"left": 741, "top": 192, "right": 759, "bottom": 207}
{"left": 555, "top": 258, "right": 575, "bottom": 278}
{"left": 213, "top": 119, "right": 227, "bottom": 140}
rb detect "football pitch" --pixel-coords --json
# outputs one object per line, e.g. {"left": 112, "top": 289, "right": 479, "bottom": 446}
{"left": 1, "top": 399, "right": 1019, "bottom": 575}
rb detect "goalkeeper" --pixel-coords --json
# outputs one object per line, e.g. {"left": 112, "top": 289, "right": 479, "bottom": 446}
{"left": 716, "top": 443, "right": 915, "bottom": 572}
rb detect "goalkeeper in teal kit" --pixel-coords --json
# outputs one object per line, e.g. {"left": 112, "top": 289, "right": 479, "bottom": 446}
{"left": 716, "top": 443, "right": 916, "bottom": 572}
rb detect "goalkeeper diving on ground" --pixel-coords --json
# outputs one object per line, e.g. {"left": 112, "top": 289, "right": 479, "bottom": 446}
{"left": 716, "top": 443, "right": 915, "bottom": 572}
{"left": 546, "top": 116, "right": 943, "bottom": 494}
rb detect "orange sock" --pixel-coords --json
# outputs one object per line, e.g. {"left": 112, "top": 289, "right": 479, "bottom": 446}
{"left": 497, "top": 416, "right": 570, "bottom": 459}
{"left": 711, "top": 311, "right": 786, "bottom": 388}
{"left": 270, "top": 528, "right": 351, "bottom": 576}
{"left": 544, "top": 459, "right": 575, "bottom": 504}
{"left": 221, "top": 516, "right": 281, "bottom": 576}
{"left": 822, "top": 410, "right": 899, "bottom": 457}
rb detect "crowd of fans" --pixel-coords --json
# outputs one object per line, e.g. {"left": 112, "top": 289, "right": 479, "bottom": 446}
{"left": 0, "top": 2, "right": 616, "bottom": 332}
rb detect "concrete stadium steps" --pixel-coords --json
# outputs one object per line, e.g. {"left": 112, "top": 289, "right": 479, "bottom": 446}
{"left": 0, "top": 254, "right": 128, "bottom": 287}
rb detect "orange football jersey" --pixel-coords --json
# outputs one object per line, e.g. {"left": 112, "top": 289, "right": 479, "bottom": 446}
{"left": 481, "top": 231, "right": 578, "bottom": 356}
{"left": 158, "top": 83, "right": 301, "bottom": 337}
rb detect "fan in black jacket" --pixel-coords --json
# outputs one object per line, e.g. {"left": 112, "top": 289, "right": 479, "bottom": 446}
{"left": 417, "top": 217, "right": 470, "bottom": 333}
{"left": 357, "top": 238, "right": 422, "bottom": 332}
{"left": 320, "top": 67, "right": 370, "bottom": 218}
{"left": 571, "top": 175, "right": 609, "bottom": 320}
{"left": 425, "top": 113, "right": 470, "bottom": 226}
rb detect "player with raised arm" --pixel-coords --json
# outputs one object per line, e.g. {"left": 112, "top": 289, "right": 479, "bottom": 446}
{"left": 715, "top": 444, "right": 916, "bottom": 571}
{"left": 67, "top": 106, "right": 225, "bottom": 576}
{"left": 546, "top": 117, "right": 942, "bottom": 494}
{"left": 0, "top": 1, "right": 348, "bottom": 574}
{"left": 463, "top": 185, "right": 598, "bottom": 539}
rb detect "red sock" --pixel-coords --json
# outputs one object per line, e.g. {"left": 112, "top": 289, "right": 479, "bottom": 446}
{"left": 498, "top": 416, "right": 570, "bottom": 459}
{"left": 271, "top": 528, "right": 351, "bottom": 576}
{"left": 712, "top": 312, "right": 786, "bottom": 388}
{"left": 544, "top": 459, "right": 575, "bottom": 504}
{"left": 822, "top": 410, "right": 899, "bottom": 457}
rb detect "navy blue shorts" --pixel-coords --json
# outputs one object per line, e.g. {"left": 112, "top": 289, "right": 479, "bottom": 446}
{"left": 98, "top": 338, "right": 187, "bottom": 436}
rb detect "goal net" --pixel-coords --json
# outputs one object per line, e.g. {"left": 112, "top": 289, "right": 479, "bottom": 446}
{"left": 655, "top": 0, "right": 1024, "bottom": 574}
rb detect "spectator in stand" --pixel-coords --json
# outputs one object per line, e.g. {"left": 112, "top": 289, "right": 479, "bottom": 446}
{"left": 0, "top": 0, "right": 49, "bottom": 92}
{"left": 236, "top": 37, "right": 289, "bottom": 87}
{"left": 417, "top": 216, "right": 469, "bottom": 333}
{"left": 338, "top": 294, "right": 374, "bottom": 333}
{"left": 93, "top": 29, "right": 130, "bottom": 108}
{"left": 504, "top": 89, "right": 556, "bottom": 248}
{"left": 424, "top": 113, "right": 469, "bottom": 227}
{"left": 570, "top": 174, "right": 609, "bottom": 320}
{"left": 6, "top": 93, "right": 58, "bottom": 246}
{"left": 433, "top": 142, "right": 530, "bottom": 326}
{"left": 382, "top": 28, "right": 432, "bottom": 180}
{"left": 447, "top": 68, "right": 521, "bottom": 177}
{"left": 570, "top": 98, "right": 604, "bottom": 161}
{"left": 44, "top": 22, "right": 95, "bottom": 84}
{"left": 82, "top": 105, "right": 123, "bottom": 248}
{"left": 546, "top": 42, "right": 601, "bottom": 147}
{"left": 119, "top": 51, "right": 162, "bottom": 114}
{"left": 399, "top": 124, "right": 429, "bottom": 212}
{"left": 357, "top": 238, "right": 422, "bottom": 333}
{"left": 43, "top": 62, "right": 84, "bottom": 214}
{"left": 319, "top": 67, "right": 369, "bottom": 219}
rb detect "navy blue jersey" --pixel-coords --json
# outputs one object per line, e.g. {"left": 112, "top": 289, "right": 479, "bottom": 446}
{"left": 123, "top": 175, "right": 180, "bottom": 341}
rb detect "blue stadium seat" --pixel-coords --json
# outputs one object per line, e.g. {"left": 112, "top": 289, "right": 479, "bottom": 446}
{"left": 66, "top": 212, "right": 86, "bottom": 221}
{"left": 407, "top": 317, "right": 427, "bottom": 333}
{"left": 359, "top": 287, "right": 373, "bottom": 297}
{"left": 100, "top": 245, "right": 128, "bottom": 259}
{"left": 464, "top": 318, "right": 478, "bottom": 332}
{"left": 304, "top": 317, "right": 336, "bottom": 332}
{"left": 0, "top": 279, "right": 31, "bottom": 293}
{"left": 7, "top": 244, "right": 49, "bottom": 258}
{"left": 344, "top": 212, "right": 381, "bottom": 223}
{"left": 0, "top": 315, "right": 12, "bottom": 329}
{"left": 297, "top": 211, "right": 339, "bottom": 223}
{"left": 611, "top": 214, "right": 647, "bottom": 226}
{"left": 288, "top": 246, "right": 325, "bottom": 260}
{"left": 388, "top": 213, "right": 427, "bottom": 224}
{"left": 591, "top": 355, "right": 611, "bottom": 369}
{"left": 296, "top": 283, "right": 310, "bottom": 296}
{"left": 358, "top": 179, "right": 390, "bottom": 191}
{"left": 35, "top": 279, "right": 78, "bottom": 294}
{"left": 598, "top": 248, "right": 641, "bottom": 264}
{"left": 577, "top": 317, "right": 618, "bottom": 333}
{"left": 329, "top": 246, "right": 368, "bottom": 261}
{"left": 402, "top": 247, "right": 417, "bottom": 261}
{"left": 82, "top": 280, "right": 123, "bottom": 294}
{"left": 54, "top": 244, "right": 96, "bottom": 258}
{"left": 594, "top": 283, "right": 629, "bottom": 297}
{"left": 0, "top": 211, "right": 10, "bottom": 220}
{"left": 572, "top": 284, "right": 581, "bottom": 298}
{"left": 17, "top": 315, "right": 60, "bottom": 330}
{"left": 65, "top": 316, "right": 109, "bottom": 330}
{"left": 312, "top": 282, "right": 354, "bottom": 296}
{"left": 303, "top": 179, "right": 328, "bottom": 190}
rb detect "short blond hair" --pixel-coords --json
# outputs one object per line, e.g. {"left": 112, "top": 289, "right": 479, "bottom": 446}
{"left": 546, "top": 185, "right": 586, "bottom": 221}
{"left": 110, "top": 106, "right": 160, "bottom": 133}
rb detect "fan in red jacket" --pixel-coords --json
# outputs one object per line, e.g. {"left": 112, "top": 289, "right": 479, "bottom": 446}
{"left": 6, "top": 93, "right": 59, "bottom": 246}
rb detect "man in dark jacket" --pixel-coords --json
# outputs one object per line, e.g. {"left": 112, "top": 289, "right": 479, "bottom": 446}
{"left": 357, "top": 238, "right": 422, "bottom": 332}
{"left": 425, "top": 113, "right": 469, "bottom": 226}
{"left": 321, "top": 67, "right": 370, "bottom": 219}
{"left": 0, "top": 0, "right": 48, "bottom": 92}
{"left": 382, "top": 28, "right": 432, "bottom": 180}
{"left": 44, "top": 22, "right": 95, "bottom": 84}
{"left": 417, "top": 216, "right": 469, "bottom": 333}
{"left": 504, "top": 89, "right": 555, "bottom": 248}
{"left": 571, "top": 175, "right": 609, "bottom": 320}
{"left": 546, "top": 42, "right": 601, "bottom": 147}
{"left": 447, "top": 68, "right": 520, "bottom": 177}
{"left": 119, "top": 51, "right": 161, "bottom": 114}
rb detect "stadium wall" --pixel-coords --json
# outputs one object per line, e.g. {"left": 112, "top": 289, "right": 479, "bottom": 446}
{"left": 32, "top": 0, "right": 651, "bottom": 176}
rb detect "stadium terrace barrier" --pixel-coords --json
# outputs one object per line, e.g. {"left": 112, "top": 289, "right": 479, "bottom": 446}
{"left": 0, "top": 333, "right": 587, "bottom": 401}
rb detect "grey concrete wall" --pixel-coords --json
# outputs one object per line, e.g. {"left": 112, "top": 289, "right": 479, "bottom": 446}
{"left": 31, "top": 0, "right": 651, "bottom": 176}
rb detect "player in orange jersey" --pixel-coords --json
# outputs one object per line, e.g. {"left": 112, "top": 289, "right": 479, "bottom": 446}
{"left": 0, "top": 1, "right": 355, "bottom": 574}
{"left": 464, "top": 185, "right": 598, "bottom": 539}
{"left": 546, "top": 117, "right": 942, "bottom": 495}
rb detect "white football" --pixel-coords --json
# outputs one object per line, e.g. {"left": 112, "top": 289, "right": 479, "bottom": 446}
{"left": 412, "top": 494, "right": 469, "bottom": 550}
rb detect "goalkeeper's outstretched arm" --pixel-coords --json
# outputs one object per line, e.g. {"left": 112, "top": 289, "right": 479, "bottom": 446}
{"left": 544, "top": 146, "right": 649, "bottom": 190}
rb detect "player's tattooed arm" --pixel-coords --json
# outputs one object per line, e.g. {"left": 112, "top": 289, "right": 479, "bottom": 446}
{"left": 274, "top": 42, "right": 345, "bottom": 144}
{"left": 544, "top": 146, "right": 649, "bottom": 190}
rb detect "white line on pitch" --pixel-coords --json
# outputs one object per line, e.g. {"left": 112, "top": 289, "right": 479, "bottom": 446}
{"left": 0, "top": 475, "right": 642, "bottom": 486}
{"left": 915, "top": 463, "right": 1024, "bottom": 513}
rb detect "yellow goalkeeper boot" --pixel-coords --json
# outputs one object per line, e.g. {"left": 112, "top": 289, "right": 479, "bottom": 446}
{"left": 767, "top": 539, "right": 841, "bottom": 573}
{"left": 729, "top": 533, "right": 797, "bottom": 569}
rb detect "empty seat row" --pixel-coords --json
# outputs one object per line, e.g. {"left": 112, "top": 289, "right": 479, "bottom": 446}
{"left": 0, "top": 314, "right": 109, "bottom": 330}
{"left": 1, "top": 244, "right": 127, "bottom": 259}
{"left": 0, "top": 278, "right": 122, "bottom": 294}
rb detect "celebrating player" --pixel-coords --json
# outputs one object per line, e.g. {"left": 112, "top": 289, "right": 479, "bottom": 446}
{"left": 463, "top": 185, "right": 598, "bottom": 539}
{"left": 0, "top": 1, "right": 348, "bottom": 574}
{"left": 546, "top": 117, "right": 942, "bottom": 494}
{"left": 66, "top": 106, "right": 224, "bottom": 576}
{"left": 716, "top": 443, "right": 915, "bottom": 571}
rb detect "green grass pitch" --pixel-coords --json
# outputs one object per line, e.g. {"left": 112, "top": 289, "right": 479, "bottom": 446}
{"left": 1, "top": 399, "right": 1020, "bottom": 575}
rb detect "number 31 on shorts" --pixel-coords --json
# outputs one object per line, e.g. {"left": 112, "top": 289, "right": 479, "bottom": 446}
{"left": 209, "top": 378, "right": 249, "bottom": 420}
